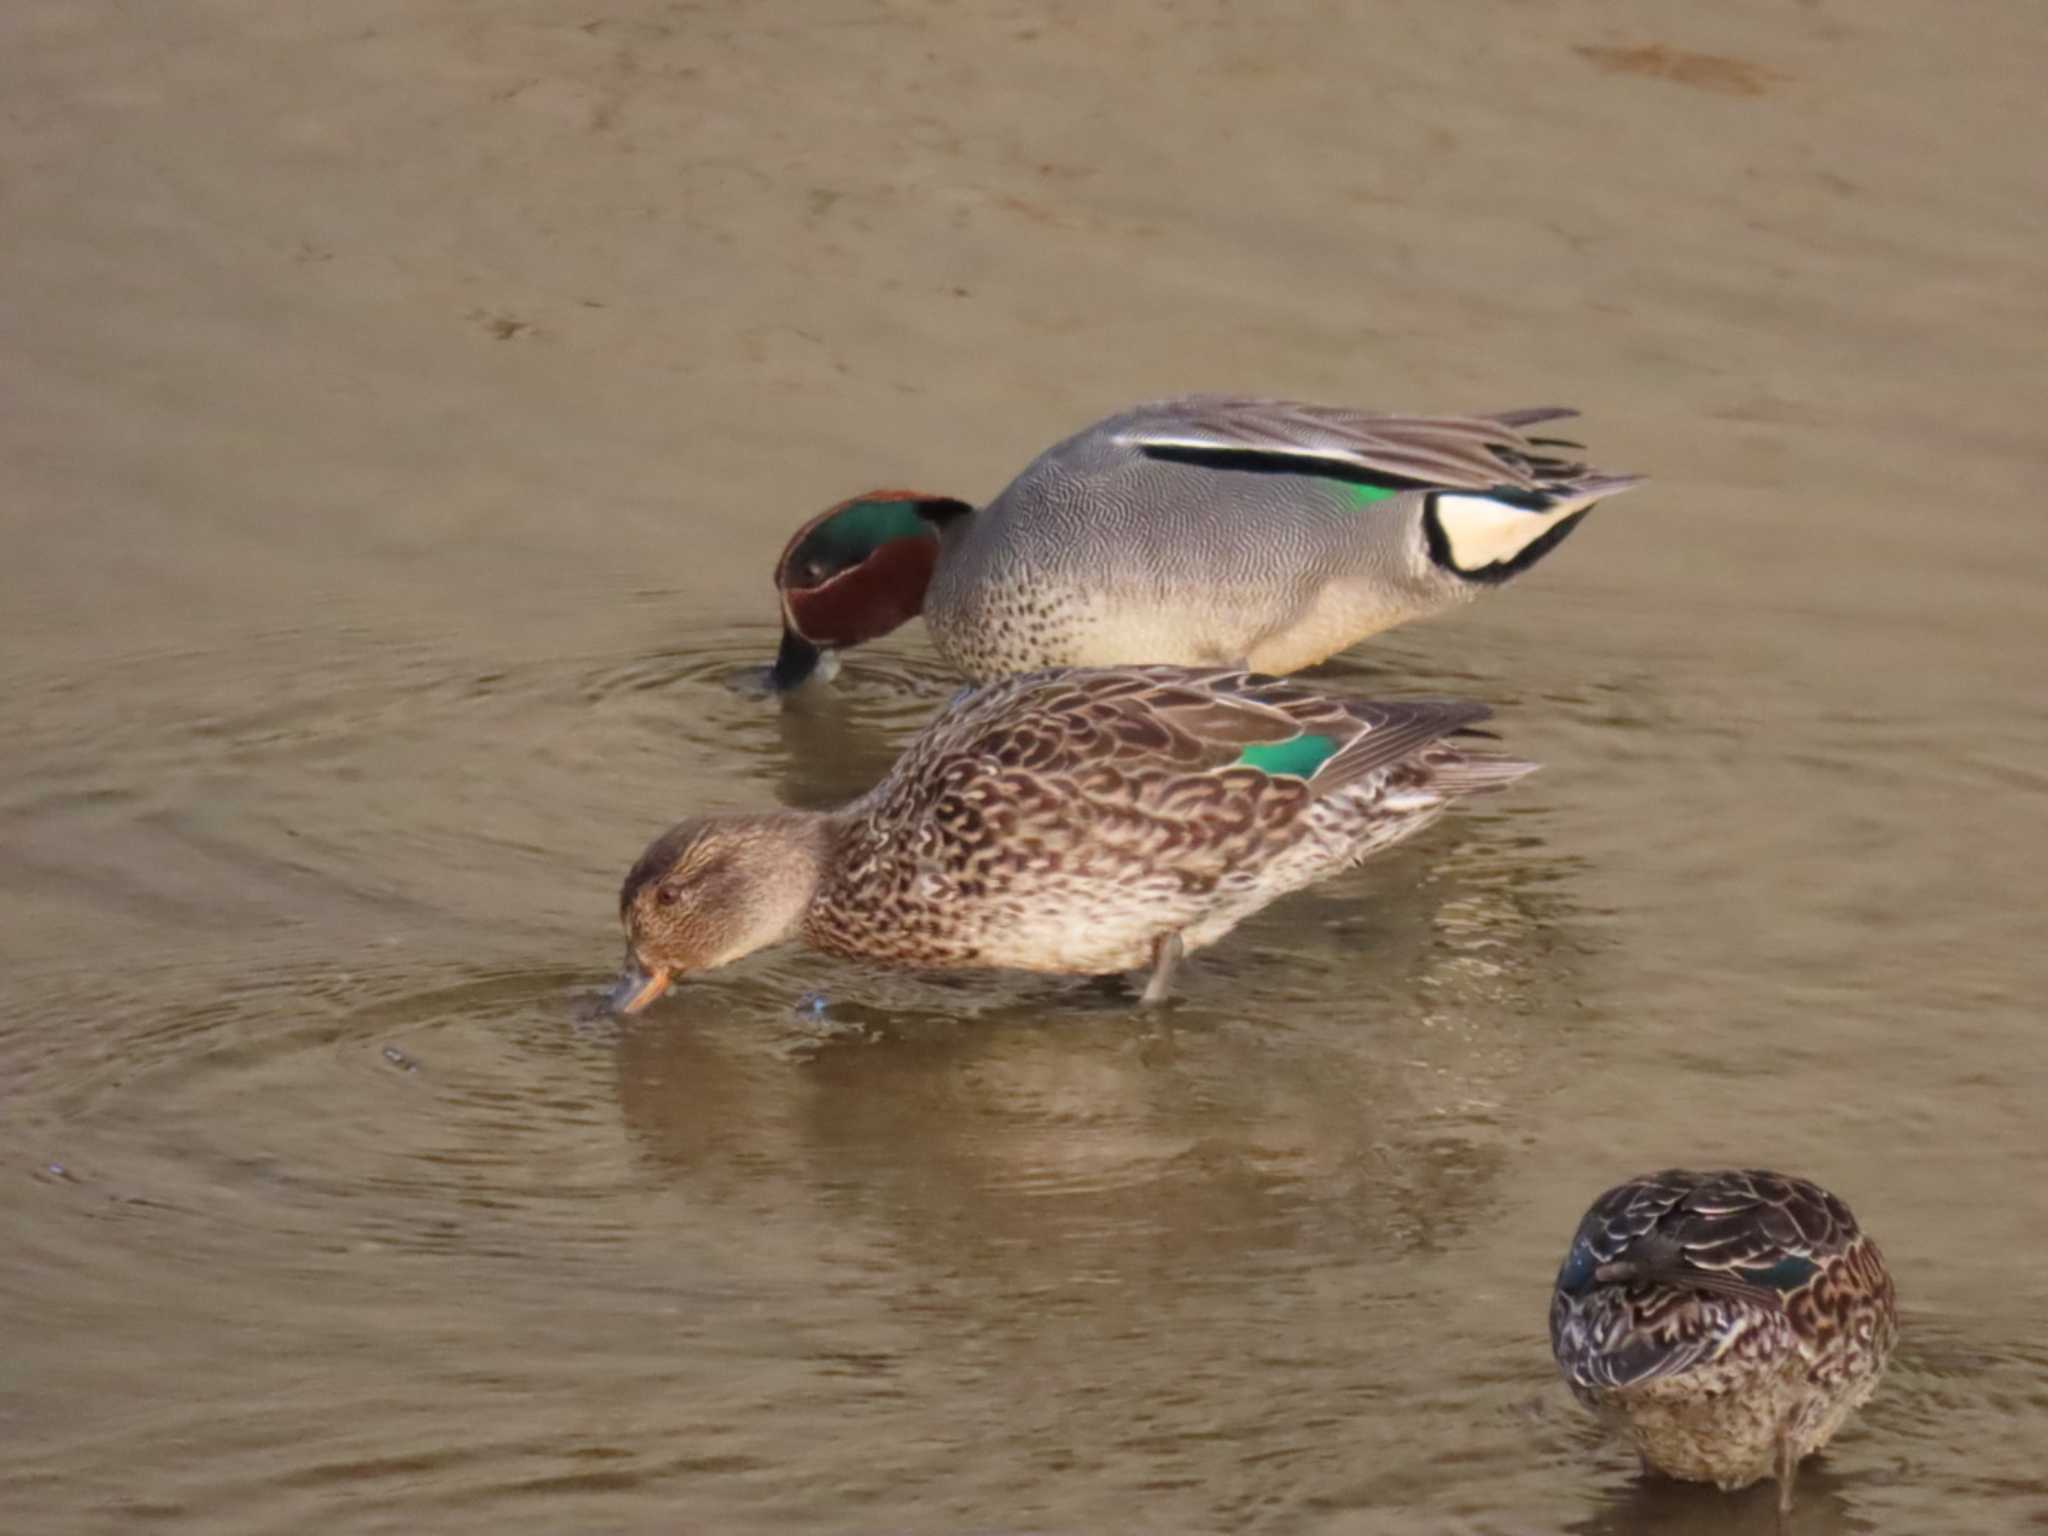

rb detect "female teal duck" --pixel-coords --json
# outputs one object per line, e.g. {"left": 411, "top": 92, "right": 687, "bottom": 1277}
{"left": 1549, "top": 1168, "right": 1898, "bottom": 1512}
{"left": 612, "top": 665, "right": 1534, "bottom": 1010}
{"left": 769, "top": 396, "right": 1642, "bottom": 687}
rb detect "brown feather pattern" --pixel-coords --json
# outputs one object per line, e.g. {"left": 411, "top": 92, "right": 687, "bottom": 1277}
{"left": 801, "top": 666, "right": 1532, "bottom": 975}
{"left": 1548, "top": 1168, "right": 1898, "bottom": 1495}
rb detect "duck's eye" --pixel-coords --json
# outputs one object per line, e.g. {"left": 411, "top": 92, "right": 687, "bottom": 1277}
{"left": 655, "top": 883, "right": 682, "bottom": 907}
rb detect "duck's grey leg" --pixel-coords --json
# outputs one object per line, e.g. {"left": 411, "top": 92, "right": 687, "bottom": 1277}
{"left": 1139, "top": 932, "right": 1184, "bottom": 1007}
{"left": 1773, "top": 1425, "right": 1798, "bottom": 1514}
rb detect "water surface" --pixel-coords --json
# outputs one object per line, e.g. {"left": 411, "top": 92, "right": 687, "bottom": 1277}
{"left": 4, "top": 2, "right": 2045, "bottom": 1531}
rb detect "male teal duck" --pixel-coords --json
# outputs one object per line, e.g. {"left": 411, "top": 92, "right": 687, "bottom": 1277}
{"left": 1549, "top": 1168, "right": 1898, "bottom": 1512}
{"left": 769, "top": 396, "right": 1642, "bottom": 687}
{"left": 612, "top": 665, "right": 1534, "bottom": 1010}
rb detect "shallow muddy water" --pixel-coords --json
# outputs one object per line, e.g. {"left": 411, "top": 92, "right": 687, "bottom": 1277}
{"left": 4, "top": 2, "right": 2045, "bottom": 1532}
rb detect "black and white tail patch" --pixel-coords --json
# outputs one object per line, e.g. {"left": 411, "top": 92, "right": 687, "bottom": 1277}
{"left": 1423, "top": 492, "right": 1592, "bottom": 583}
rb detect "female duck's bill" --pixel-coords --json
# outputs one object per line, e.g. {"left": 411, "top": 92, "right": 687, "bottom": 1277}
{"left": 609, "top": 958, "right": 671, "bottom": 1014}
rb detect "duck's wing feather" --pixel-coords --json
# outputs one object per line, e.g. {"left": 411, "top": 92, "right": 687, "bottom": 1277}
{"left": 1111, "top": 396, "right": 1616, "bottom": 493}
{"left": 1551, "top": 1170, "right": 1868, "bottom": 1392}
{"left": 1651, "top": 1169, "right": 1857, "bottom": 1283}
{"left": 1567, "top": 1170, "right": 1857, "bottom": 1283}
{"left": 888, "top": 666, "right": 1505, "bottom": 792}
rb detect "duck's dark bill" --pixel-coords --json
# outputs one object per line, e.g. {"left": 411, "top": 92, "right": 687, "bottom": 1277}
{"left": 768, "top": 629, "right": 825, "bottom": 691}
{"left": 610, "top": 963, "right": 672, "bottom": 1015}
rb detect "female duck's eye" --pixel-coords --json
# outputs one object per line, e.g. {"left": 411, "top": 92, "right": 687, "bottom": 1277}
{"left": 655, "top": 883, "right": 681, "bottom": 907}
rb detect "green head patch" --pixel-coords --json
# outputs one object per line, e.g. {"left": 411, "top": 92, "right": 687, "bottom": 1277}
{"left": 777, "top": 494, "right": 951, "bottom": 591}
{"left": 772, "top": 491, "right": 972, "bottom": 667}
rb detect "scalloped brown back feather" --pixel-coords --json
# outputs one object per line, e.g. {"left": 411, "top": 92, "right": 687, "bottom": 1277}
{"left": 806, "top": 667, "right": 1534, "bottom": 977}
{"left": 868, "top": 668, "right": 1500, "bottom": 798}
{"left": 1548, "top": 1167, "right": 1898, "bottom": 1498}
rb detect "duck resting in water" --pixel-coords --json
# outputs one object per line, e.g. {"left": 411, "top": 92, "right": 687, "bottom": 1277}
{"left": 611, "top": 665, "right": 1535, "bottom": 1010}
{"left": 1549, "top": 1168, "right": 1898, "bottom": 1513}
{"left": 768, "top": 396, "right": 1642, "bottom": 687}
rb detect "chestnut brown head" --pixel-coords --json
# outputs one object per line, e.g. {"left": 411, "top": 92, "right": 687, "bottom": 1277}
{"left": 769, "top": 491, "right": 973, "bottom": 689}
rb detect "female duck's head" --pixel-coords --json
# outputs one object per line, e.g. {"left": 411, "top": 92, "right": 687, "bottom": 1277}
{"left": 769, "top": 491, "right": 972, "bottom": 689}
{"left": 610, "top": 811, "right": 832, "bottom": 1013}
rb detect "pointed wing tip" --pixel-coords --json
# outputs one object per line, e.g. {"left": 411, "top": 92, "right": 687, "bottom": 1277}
{"left": 1436, "top": 754, "right": 1540, "bottom": 796}
{"left": 1365, "top": 696, "right": 1495, "bottom": 736}
{"left": 1548, "top": 471, "right": 1647, "bottom": 507}
{"left": 1432, "top": 698, "right": 1496, "bottom": 731}
{"left": 1488, "top": 405, "right": 1582, "bottom": 428}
